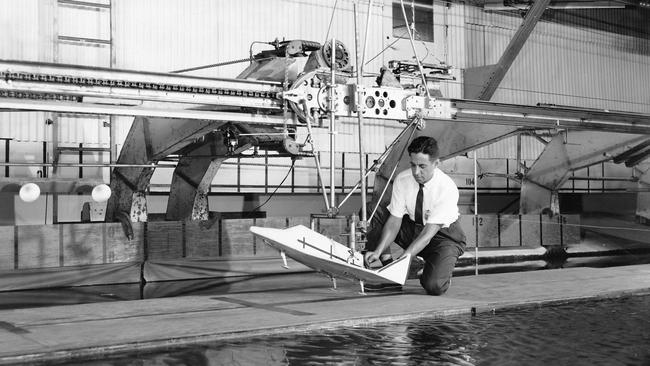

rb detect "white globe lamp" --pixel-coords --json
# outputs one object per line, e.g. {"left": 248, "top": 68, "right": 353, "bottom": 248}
{"left": 92, "top": 184, "right": 112, "bottom": 202}
{"left": 19, "top": 183, "right": 41, "bottom": 203}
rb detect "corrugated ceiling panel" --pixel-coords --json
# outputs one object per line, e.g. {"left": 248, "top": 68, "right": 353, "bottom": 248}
{"left": 484, "top": 13, "right": 650, "bottom": 114}
{"left": 0, "top": 112, "right": 49, "bottom": 142}
{"left": 442, "top": 5, "right": 466, "bottom": 98}
{"left": 56, "top": 2, "right": 111, "bottom": 67}
{"left": 0, "top": 0, "right": 42, "bottom": 61}
{"left": 56, "top": 116, "right": 109, "bottom": 145}
{"left": 57, "top": 43, "right": 111, "bottom": 67}
{"left": 112, "top": 0, "right": 385, "bottom": 77}
{"left": 57, "top": 3, "right": 110, "bottom": 40}
{"left": 0, "top": 0, "right": 55, "bottom": 142}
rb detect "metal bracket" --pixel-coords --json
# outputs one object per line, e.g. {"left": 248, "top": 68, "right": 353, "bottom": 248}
{"left": 404, "top": 96, "right": 455, "bottom": 120}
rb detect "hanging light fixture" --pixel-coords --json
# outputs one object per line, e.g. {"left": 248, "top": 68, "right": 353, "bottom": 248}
{"left": 91, "top": 184, "right": 112, "bottom": 202}
{"left": 19, "top": 183, "right": 41, "bottom": 202}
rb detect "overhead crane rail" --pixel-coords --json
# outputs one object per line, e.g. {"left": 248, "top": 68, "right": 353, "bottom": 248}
{"left": 2, "top": 59, "right": 650, "bottom": 134}
{"left": 0, "top": 59, "right": 282, "bottom": 111}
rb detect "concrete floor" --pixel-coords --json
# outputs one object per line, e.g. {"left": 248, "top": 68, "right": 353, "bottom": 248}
{"left": 1, "top": 263, "right": 649, "bottom": 365}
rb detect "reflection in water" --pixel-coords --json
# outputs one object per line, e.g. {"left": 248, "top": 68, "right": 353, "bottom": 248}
{"left": 54, "top": 295, "right": 650, "bottom": 366}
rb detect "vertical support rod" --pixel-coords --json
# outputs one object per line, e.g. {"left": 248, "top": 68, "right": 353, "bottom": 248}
{"left": 42, "top": 141, "right": 48, "bottom": 178}
{"left": 236, "top": 156, "right": 241, "bottom": 193}
{"left": 399, "top": 0, "right": 431, "bottom": 99}
{"left": 78, "top": 143, "right": 83, "bottom": 179}
{"left": 4, "top": 139, "right": 9, "bottom": 178}
{"left": 109, "top": 1, "right": 117, "bottom": 176}
{"left": 354, "top": 1, "right": 368, "bottom": 225}
{"left": 291, "top": 158, "right": 295, "bottom": 193}
{"left": 516, "top": 133, "right": 522, "bottom": 175}
{"left": 329, "top": 38, "right": 337, "bottom": 210}
{"left": 360, "top": 0, "right": 374, "bottom": 68}
{"left": 350, "top": 215, "right": 356, "bottom": 251}
{"left": 474, "top": 150, "right": 479, "bottom": 276}
{"left": 341, "top": 152, "right": 346, "bottom": 193}
{"left": 308, "top": 110, "right": 332, "bottom": 212}
{"left": 109, "top": 0, "right": 116, "bottom": 68}
{"left": 264, "top": 149, "right": 269, "bottom": 194}
{"left": 110, "top": 117, "right": 116, "bottom": 175}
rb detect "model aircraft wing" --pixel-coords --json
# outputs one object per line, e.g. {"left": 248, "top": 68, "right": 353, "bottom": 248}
{"left": 250, "top": 225, "right": 411, "bottom": 285}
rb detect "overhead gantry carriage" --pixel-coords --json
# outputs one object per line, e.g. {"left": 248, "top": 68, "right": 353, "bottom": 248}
{"left": 2, "top": 41, "right": 650, "bottom": 225}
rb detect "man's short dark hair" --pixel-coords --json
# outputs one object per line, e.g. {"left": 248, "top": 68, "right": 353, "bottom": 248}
{"left": 408, "top": 136, "right": 439, "bottom": 160}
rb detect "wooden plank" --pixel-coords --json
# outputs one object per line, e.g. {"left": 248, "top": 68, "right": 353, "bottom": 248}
{"left": 147, "top": 221, "right": 183, "bottom": 260}
{"left": 562, "top": 214, "right": 581, "bottom": 245}
{"left": 105, "top": 222, "right": 143, "bottom": 263}
{"left": 0, "top": 226, "right": 14, "bottom": 270}
{"left": 521, "top": 214, "right": 541, "bottom": 247}
{"left": 477, "top": 215, "right": 499, "bottom": 247}
{"left": 16, "top": 225, "right": 59, "bottom": 269}
{"left": 61, "top": 223, "right": 104, "bottom": 266}
{"left": 499, "top": 215, "right": 521, "bottom": 247}
{"left": 221, "top": 219, "right": 255, "bottom": 257}
{"left": 541, "top": 215, "right": 561, "bottom": 246}
{"left": 184, "top": 221, "right": 219, "bottom": 258}
{"left": 458, "top": 215, "right": 476, "bottom": 247}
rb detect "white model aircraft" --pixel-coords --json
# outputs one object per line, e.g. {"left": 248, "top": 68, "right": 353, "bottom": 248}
{"left": 250, "top": 225, "right": 411, "bottom": 294}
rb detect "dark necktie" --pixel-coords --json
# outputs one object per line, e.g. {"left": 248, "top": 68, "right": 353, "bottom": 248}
{"left": 415, "top": 183, "right": 424, "bottom": 225}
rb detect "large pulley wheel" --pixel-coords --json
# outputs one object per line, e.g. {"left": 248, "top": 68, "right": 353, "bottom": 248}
{"left": 321, "top": 40, "right": 351, "bottom": 70}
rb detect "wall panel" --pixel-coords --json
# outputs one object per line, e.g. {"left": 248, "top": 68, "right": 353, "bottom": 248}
{"left": 0, "top": 0, "right": 56, "bottom": 143}
{"left": 465, "top": 8, "right": 650, "bottom": 114}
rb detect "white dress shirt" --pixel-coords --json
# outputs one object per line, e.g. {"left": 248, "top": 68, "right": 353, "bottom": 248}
{"left": 387, "top": 168, "right": 460, "bottom": 228}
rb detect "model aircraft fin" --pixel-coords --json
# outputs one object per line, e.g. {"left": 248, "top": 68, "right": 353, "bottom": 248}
{"left": 280, "top": 250, "right": 289, "bottom": 269}
{"left": 376, "top": 254, "right": 411, "bottom": 285}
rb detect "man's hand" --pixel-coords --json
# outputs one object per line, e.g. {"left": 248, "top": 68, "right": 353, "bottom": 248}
{"left": 364, "top": 251, "right": 381, "bottom": 268}
{"left": 398, "top": 249, "right": 413, "bottom": 260}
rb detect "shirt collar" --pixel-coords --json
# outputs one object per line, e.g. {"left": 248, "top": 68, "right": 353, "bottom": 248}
{"left": 420, "top": 168, "right": 438, "bottom": 188}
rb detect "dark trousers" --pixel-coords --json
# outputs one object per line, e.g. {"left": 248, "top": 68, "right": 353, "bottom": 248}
{"left": 366, "top": 205, "right": 466, "bottom": 295}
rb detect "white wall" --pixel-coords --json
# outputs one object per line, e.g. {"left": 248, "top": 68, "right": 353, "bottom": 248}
{"left": 463, "top": 7, "right": 650, "bottom": 114}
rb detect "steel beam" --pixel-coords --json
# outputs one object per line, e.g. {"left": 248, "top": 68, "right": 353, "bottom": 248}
{"left": 449, "top": 99, "right": 650, "bottom": 134}
{"left": 372, "top": 120, "right": 520, "bottom": 209}
{"left": 520, "top": 131, "right": 647, "bottom": 214}
{"left": 476, "top": 0, "right": 551, "bottom": 100}
{"left": 0, "top": 98, "right": 286, "bottom": 124}
{"left": 105, "top": 117, "right": 229, "bottom": 222}
{"left": 166, "top": 134, "right": 229, "bottom": 221}
{"left": 0, "top": 59, "right": 281, "bottom": 93}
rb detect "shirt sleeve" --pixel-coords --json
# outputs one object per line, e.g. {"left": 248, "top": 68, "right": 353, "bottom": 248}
{"left": 387, "top": 178, "right": 407, "bottom": 218}
{"left": 424, "top": 183, "right": 459, "bottom": 228}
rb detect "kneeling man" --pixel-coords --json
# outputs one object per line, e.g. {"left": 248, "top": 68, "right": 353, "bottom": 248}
{"left": 364, "top": 136, "right": 466, "bottom": 295}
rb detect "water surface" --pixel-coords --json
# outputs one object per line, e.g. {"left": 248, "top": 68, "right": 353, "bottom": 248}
{"left": 52, "top": 294, "right": 650, "bottom": 366}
